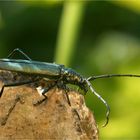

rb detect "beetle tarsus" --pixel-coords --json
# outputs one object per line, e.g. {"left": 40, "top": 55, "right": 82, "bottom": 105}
{"left": 33, "top": 95, "right": 48, "bottom": 106}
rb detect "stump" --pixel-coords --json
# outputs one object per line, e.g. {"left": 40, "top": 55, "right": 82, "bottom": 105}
{"left": 0, "top": 71, "right": 99, "bottom": 140}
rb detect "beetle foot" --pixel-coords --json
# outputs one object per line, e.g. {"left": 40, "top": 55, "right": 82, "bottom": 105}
{"left": 33, "top": 96, "right": 48, "bottom": 106}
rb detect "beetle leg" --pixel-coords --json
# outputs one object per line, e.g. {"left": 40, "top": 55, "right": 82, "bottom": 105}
{"left": 62, "top": 86, "right": 71, "bottom": 106}
{"left": 33, "top": 82, "right": 57, "bottom": 106}
{"left": 0, "top": 79, "right": 39, "bottom": 98}
{"left": 1, "top": 95, "right": 21, "bottom": 125}
{"left": 56, "top": 82, "right": 71, "bottom": 106}
{"left": 7, "top": 48, "right": 32, "bottom": 60}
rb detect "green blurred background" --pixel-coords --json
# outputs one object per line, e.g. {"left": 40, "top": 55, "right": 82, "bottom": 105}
{"left": 1, "top": 0, "right": 140, "bottom": 139}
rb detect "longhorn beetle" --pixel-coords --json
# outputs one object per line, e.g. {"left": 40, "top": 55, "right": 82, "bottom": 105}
{"left": 0, "top": 48, "right": 140, "bottom": 127}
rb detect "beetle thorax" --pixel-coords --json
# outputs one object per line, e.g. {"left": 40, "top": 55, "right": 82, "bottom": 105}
{"left": 61, "top": 68, "right": 88, "bottom": 93}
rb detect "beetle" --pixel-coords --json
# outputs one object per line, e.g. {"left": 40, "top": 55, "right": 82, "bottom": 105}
{"left": 0, "top": 48, "right": 140, "bottom": 127}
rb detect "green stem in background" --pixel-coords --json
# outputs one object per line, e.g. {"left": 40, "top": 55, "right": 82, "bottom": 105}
{"left": 0, "top": 12, "right": 6, "bottom": 57}
{"left": 0, "top": 12, "right": 3, "bottom": 29}
{"left": 54, "top": 0, "right": 86, "bottom": 66}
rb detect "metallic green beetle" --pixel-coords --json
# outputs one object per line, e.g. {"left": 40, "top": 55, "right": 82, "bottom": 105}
{"left": 0, "top": 48, "right": 140, "bottom": 127}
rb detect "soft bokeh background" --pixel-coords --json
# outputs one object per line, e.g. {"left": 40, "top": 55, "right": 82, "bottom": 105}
{"left": 0, "top": 0, "right": 140, "bottom": 139}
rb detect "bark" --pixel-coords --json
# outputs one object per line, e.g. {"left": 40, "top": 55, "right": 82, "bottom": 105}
{"left": 0, "top": 71, "right": 99, "bottom": 140}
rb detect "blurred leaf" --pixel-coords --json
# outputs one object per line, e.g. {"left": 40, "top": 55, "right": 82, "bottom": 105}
{"left": 85, "top": 31, "right": 140, "bottom": 138}
{"left": 0, "top": 12, "right": 4, "bottom": 29}
{"left": 111, "top": 0, "right": 140, "bottom": 13}
{"left": 17, "top": 0, "right": 63, "bottom": 7}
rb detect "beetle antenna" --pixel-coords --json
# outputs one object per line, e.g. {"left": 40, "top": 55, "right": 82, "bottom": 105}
{"left": 85, "top": 79, "right": 110, "bottom": 127}
{"left": 87, "top": 74, "right": 140, "bottom": 81}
